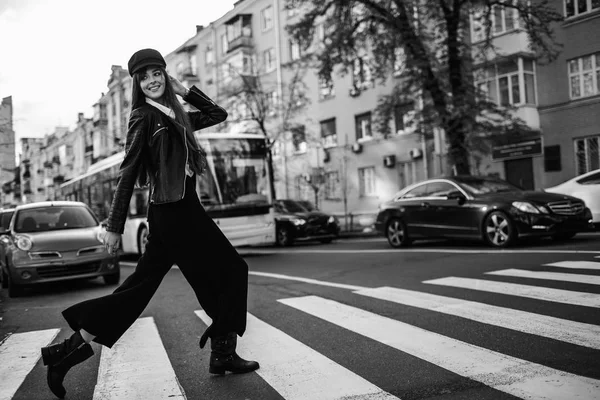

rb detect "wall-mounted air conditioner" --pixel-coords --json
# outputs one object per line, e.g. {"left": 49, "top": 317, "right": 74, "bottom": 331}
{"left": 383, "top": 155, "right": 396, "bottom": 168}
{"left": 351, "top": 142, "right": 363, "bottom": 154}
{"left": 409, "top": 148, "right": 422, "bottom": 159}
{"left": 349, "top": 86, "right": 360, "bottom": 97}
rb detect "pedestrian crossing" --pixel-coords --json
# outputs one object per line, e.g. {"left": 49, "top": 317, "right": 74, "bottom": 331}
{"left": 1, "top": 259, "right": 599, "bottom": 399}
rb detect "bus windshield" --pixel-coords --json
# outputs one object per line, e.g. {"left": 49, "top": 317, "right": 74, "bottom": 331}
{"left": 196, "top": 136, "right": 269, "bottom": 210}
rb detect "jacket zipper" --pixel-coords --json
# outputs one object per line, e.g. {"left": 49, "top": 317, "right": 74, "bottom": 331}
{"left": 182, "top": 126, "right": 189, "bottom": 199}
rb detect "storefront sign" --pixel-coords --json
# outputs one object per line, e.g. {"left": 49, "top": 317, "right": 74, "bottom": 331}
{"left": 492, "top": 137, "right": 543, "bottom": 161}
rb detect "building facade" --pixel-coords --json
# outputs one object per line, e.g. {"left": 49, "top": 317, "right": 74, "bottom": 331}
{"left": 19, "top": 137, "right": 46, "bottom": 203}
{"left": 0, "top": 96, "right": 17, "bottom": 207}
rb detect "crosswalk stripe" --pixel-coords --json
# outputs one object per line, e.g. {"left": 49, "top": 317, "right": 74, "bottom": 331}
{"left": 249, "top": 271, "right": 367, "bottom": 290}
{"left": 93, "top": 317, "right": 186, "bottom": 400}
{"left": 0, "top": 329, "right": 59, "bottom": 400}
{"left": 355, "top": 286, "right": 600, "bottom": 349}
{"left": 486, "top": 269, "right": 600, "bottom": 286}
{"left": 423, "top": 277, "right": 600, "bottom": 308}
{"left": 279, "top": 295, "right": 600, "bottom": 400}
{"left": 545, "top": 261, "right": 600, "bottom": 270}
{"left": 195, "top": 310, "right": 399, "bottom": 400}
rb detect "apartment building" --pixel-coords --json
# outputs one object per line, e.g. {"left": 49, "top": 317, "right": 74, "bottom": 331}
{"left": 537, "top": 0, "right": 600, "bottom": 187}
{"left": 19, "top": 137, "right": 46, "bottom": 203}
{"left": 165, "top": 0, "right": 426, "bottom": 216}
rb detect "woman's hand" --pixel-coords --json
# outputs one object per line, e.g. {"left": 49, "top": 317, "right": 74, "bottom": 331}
{"left": 103, "top": 231, "right": 122, "bottom": 255}
{"left": 168, "top": 75, "right": 189, "bottom": 97}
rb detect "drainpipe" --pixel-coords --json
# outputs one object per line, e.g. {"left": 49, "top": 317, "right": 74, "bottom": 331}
{"left": 273, "top": 0, "right": 289, "bottom": 198}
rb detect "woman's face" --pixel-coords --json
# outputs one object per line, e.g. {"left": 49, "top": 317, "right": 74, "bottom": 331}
{"left": 140, "top": 66, "right": 165, "bottom": 101}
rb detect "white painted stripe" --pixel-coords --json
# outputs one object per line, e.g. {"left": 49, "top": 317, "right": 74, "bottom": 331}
{"left": 195, "top": 310, "right": 398, "bottom": 400}
{"left": 355, "top": 286, "right": 600, "bottom": 350}
{"left": 93, "top": 317, "right": 186, "bottom": 400}
{"left": 486, "top": 269, "right": 600, "bottom": 286}
{"left": 424, "top": 277, "right": 600, "bottom": 308}
{"left": 0, "top": 329, "right": 60, "bottom": 400}
{"left": 545, "top": 261, "right": 600, "bottom": 270}
{"left": 241, "top": 249, "right": 600, "bottom": 255}
{"left": 249, "top": 271, "right": 366, "bottom": 290}
{"left": 280, "top": 296, "right": 600, "bottom": 400}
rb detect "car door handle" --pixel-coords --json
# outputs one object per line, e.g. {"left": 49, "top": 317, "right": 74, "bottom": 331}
{"left": 420, "top": 202, "right": 430, "bottom": 208}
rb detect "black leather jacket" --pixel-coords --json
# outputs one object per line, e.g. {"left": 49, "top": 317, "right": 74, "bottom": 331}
{"left": 106, "top": 86, "right": 227, "bottom": 234}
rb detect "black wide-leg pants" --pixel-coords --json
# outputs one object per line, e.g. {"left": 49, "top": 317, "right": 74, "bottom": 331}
{"left": 62, "top": 176, "right": 249, "bottom": 348}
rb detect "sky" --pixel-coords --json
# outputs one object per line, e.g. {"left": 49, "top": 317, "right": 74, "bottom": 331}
{"left": 0, "top": 0, "right": 235, "bottom": 157}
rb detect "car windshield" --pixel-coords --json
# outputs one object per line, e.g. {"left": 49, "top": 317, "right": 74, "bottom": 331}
{"left": 1, "top": 211, "right": 14, "bottom": 230}
{"left": 278, "top": 200, "right": 309, "bottom": 213}
{"left": 14, "top": 206, "right": 98, "bottom": 233}
{"left": 457, "top": 178, "right": 522, "bottom": 195}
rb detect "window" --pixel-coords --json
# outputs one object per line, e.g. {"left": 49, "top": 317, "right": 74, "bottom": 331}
{"left": 471, "top": 2, "right": 520, "bottom": 42}
{"left": 266, "top": 91, "right": 278, "bottom": 114}
{"left": 318, "top": 76, "right": 334, "bottom": 100}
{"left": 393, "top": 47, "right": 407, "bottom": 76}
{"left": 575, "top": 136, "right": 600, "bottom": 175}
{"left": 394, "top": 105, "right": 413, "bottom": 134}
{"left": 294, "top": 175, "right": 311, "bottom": 200}
{"left": 565, "top": 0, "right": 600, "bottom": 18}
{"left": 190, "top": 55, "right": 197, "bottom": 76}
{"left": 358, "top": 167, "right": 376, "bottom": 197}
{"left": 290, "top": 40, "right": 301, "bottom": 61}
{"left": 324, "top": 171, "right": 340, "bottom": 199}
{"left": 228, "top": 51, "right": 255, "bottom": 76}
{"left": 291, "top": 126, "right": 307, "bottom": 153}
{"left": 221, "top": 33, "right": 228, "bottom": 55}
{"left": 320, "top": 118, "right": 337, "bottom": 148}
{"left": 475, "top": 57, "right": 536, "bottom": 106}
{"left": 220, "top": 63, "right": 232, "bottom": 83}
{"left": 402, "top": 183, "right": 429, "bottom": 199}
{"left": 425, "top": 182, "right": 458, "bottom": 197}
{"left": 544, "top": 145, "right": 562, "bottom": 172}
{"left": 226, "top": 15, "right": 252, "bottom": 41}
{"left": 577, "top": 170, "right": 600, "bottom": 184}
{"left": 263, "top": 48, "right": 276, "bottom": 72}
{"left": 261, "top": 6, "right": 273, "bottom": 31}
{"left": 355, "top": 112, "right": 372, "bottom": 141}
{"left": 568, "top": 52, "right": 600, "bottom": 99}
{"left": 206, "top": 45, "right": 214, "bottom": 65}
{"left": 352, "top": 56, "right": 372, "bottom": 90}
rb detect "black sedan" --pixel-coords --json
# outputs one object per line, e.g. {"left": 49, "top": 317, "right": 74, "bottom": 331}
{"left": 273, "top": 199, "right": 340, "bottom": 246}
{"left": 375, "top": 176, "right": 594, "bottom": 248}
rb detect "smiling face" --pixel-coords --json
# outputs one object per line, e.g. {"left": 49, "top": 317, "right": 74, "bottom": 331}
{"left": 139, "top": 66, "right": 165, "bottom": 101}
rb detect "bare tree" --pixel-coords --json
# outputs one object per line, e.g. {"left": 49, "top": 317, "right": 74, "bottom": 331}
{"left": 287, "top": 0, "right": 564, "bottom": 174}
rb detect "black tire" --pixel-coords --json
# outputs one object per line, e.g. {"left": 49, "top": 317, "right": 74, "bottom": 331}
{"left": 386, "top": 217, "right": 412, "bottom": 248}
{"left": 103, "top": 268, "right": 120, "bottom": 285}
{"left": 551, "top": 232, "right": 577, "bottom": 241}
{"left": 1, "top": 267, "right": 7, "bottom": 289}
{"left": 276, "top": 225, "right": 294, "bottom": 247}
{"left": 483, "top": 211, "right": 516, "bottom": 248}
{"left": 7, "top": 273, "right": 23, "bottom": 298}
{"left": 138, "top": 225, "right": 149, "bottom": 255}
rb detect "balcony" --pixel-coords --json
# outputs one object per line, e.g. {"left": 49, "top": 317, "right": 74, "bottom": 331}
{"left": 225, "top": 13, "right": 253, "bottom": 53}
{"left": 227, "top": 36, "right": 254, "bottom": 53}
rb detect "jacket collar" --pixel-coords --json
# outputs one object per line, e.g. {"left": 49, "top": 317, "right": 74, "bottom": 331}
{"left": 146, "top": 98, "right": 175, "bottom": 120}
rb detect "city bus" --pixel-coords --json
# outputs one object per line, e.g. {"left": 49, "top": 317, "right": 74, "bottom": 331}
{"left": 59, "top": 132, "right": 275, "bottom": 254}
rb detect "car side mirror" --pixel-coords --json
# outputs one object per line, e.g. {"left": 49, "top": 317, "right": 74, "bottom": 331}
{"left": 0, "top": 228, "right": 8, "bottom": 236}
{"left": 447, "top": 191, "right": 466, "bottom": 205}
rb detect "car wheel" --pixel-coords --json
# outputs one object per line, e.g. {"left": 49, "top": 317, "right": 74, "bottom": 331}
{"left": 483, "top": 211, "right": 516, "bottom": 248}
{"left": 551, "top": 232, "right": 577, "bottom": 241}
{"left": 276, "top": 225, "right": 293, "bottom": 247}
{"left": 7, "top": 273, "right": 23, "bottom": 298}
{"left": 138, "top": 225, "right": 149, "bottom": 255}
{"left": 386, "top": 218, "right": 411, "bottom": 248}
{"left": 1, "top": 267, "right": 7, "bottom": 289}
{"left": 103, "top": 269, "right": 120, "bottom": 285}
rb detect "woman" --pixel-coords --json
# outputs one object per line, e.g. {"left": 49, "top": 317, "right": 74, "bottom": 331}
{"left": 40, "top": 48, "right": 259, "bottom": 399}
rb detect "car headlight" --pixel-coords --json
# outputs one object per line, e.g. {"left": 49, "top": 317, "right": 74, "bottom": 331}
{"left": 512, "top": 201, "right": 542, "bottom": 214}
{"left": 15, "top": 235, "right": 33, "bottom": 251}
{"left": 328, "top": 216, "right": 337, "bottom": 224}
{"left": 291, "top": 218, "right": 306, "bottom": 226}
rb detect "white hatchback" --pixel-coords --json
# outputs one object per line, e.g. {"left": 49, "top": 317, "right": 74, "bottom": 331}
{"left": 545, "top": 169, "right": 600, "bottom": 226}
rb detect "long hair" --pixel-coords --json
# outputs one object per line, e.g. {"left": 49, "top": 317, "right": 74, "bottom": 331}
{"left": 130, "top": 66, "right": 207, "bottom": 184}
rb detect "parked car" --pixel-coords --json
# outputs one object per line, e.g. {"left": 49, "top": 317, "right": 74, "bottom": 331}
{"left": 0, "top": 201, "right": 120, "bottom": 297}
{"left": 375, "top": 176, "right": 594, "bottom": 248}
{"left": 0, "top": 208, "right": 15, "bottom": 284}
{"left": 273, "top": 199, "right": 340, "bottom": 246}
{"left": 545, "top": 168, "right": 600, "bottom": 229}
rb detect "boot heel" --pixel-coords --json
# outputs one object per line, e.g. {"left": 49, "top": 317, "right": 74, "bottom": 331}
{"left": 209, "top": 365, "right": 226, "bottom": 375}
{"left": 41, "top": 346, "right": 52, "bottom": 366}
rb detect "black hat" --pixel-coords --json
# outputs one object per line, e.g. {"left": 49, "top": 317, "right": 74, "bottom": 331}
{"left": 127, "top": 48, "right": 166, "bottom": 77}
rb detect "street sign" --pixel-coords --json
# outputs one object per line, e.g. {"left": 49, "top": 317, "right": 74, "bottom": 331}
{"left": 492, "top": 137, "right": 543, "bottom": 161}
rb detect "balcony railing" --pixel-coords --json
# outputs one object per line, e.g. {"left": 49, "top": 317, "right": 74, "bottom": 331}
{"left": 227, "top": 36, "right": 253, "bottom": 53}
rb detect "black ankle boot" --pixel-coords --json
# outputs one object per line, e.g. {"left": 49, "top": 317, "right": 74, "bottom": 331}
{"left": 40, "top": 331, "right": 94, "bottom": 399}
{"left": 209, "top": 332, "right": 259, "bottom": 375}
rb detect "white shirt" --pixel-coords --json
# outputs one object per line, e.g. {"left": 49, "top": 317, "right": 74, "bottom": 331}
{"left": 145, "top": 98, "right": 193, "bottom": 177}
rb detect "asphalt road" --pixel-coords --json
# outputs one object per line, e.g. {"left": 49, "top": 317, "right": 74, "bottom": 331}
{"left": 1, "top": 234, "right": 599, "bottom": 400}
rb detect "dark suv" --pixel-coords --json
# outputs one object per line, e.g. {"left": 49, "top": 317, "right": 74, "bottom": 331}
{"left": 273, "top": 199, "right": 340, "bottom": 246}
